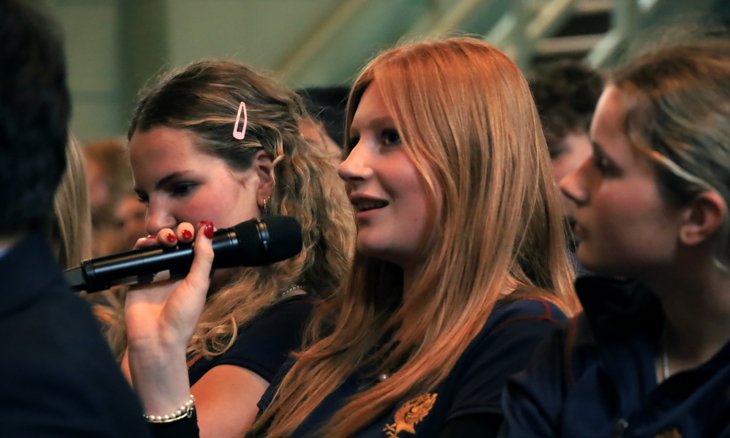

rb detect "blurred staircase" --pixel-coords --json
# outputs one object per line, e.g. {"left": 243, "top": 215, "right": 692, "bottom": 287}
{"left": 275, "top": 0, "right": 720, "bottom": 85}
{"left": 486, "top": 0, "right": 658, "bottom": 69}
{"left": 530, "top": 0, "right": 613, "bottom": 64}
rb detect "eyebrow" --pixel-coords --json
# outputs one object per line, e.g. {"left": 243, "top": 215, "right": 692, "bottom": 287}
{"left": 350, "top": 115, "right": 396, "bottom": 133}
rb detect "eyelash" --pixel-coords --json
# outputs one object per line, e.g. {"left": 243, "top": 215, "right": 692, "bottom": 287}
{"left": 135, "top": 181, "right": 199, "bottom": 203}
{"left": 593, "top": 154, "right": 615, "bottom": 175}
{"left": 345, "top": 128, "right": 402, "bottom": 155}
{"left": 381, "top": 129, "right": 401, "bottom": 147}
{"left": 168, "top": 182, "right": 198, "bottom": 198}
{"left": 346, "top": 135, "right": 360, "bottom": 152}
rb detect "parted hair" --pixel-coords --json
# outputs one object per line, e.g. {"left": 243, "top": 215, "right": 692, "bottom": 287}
{"left": 0, "top": 0, "right": 70, "bottom": 236}
{"left": 610, "top": 36, "right": 730, "bottom": 265}
{"left": 256, "top": 37, "right": 579, "bottom": 436}
{"left": 126, "top": 59, "right": 354, "bottom": 358}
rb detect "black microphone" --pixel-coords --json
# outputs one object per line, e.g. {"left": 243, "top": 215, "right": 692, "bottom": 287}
{"left": 64, "top": 216, "right": 302, "bottom": 292}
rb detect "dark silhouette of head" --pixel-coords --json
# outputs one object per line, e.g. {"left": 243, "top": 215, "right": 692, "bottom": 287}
{"left": 0, "top": 0, "right": 70, "bottom": 236}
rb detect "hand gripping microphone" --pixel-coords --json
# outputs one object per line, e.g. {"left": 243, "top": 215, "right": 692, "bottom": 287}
{"left": 64, "top": 216, "right": 302, "bottom": 293}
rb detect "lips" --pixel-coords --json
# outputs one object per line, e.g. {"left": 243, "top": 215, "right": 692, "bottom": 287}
{"left": 355, "top": 200, "right": 388, "bottom": 212}
{"left": 349, "top": 194, "right": 389, "bottom": 213}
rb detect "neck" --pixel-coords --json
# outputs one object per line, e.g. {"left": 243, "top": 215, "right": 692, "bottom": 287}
{"left": 645, "top": 258, "right": 730, "bottom": 372}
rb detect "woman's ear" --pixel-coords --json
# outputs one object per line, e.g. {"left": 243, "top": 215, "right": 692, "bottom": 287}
{"left": 679, "top": 191, "right": 727, "bottom": 245}
{"left": 253, "top": 150, "right": 274, "bottom": 204}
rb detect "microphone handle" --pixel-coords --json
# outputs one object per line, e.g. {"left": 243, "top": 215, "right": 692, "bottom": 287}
{"left": 74, "top": 229, "right": 241, "bottom": 292}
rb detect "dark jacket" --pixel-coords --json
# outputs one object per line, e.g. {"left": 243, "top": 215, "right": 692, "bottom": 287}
{"left": 0, "top": 233, "right": 151, "bottom": 437}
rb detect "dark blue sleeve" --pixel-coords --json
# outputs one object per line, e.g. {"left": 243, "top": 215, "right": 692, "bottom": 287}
{"left": 190, "top": 296, "right": 314, "bottom": 384}
{"left": 500, "top": 317, "right": 572, "bottom": 438}
{"left": 446, "top": 299, "right": 567, "bottom": 421}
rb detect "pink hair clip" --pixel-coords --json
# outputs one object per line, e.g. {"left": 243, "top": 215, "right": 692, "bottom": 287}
{"left": 233, "top": 101, "right": 248, "bottom": 140}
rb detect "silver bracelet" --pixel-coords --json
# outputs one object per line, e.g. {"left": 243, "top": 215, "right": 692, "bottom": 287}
{"left": 142, "top": 394, "right": 196, "bottom": 423}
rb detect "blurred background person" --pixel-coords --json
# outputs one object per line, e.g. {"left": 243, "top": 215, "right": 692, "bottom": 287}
{"left": 529, "top": 60, "right": 603, "bottom": 270}
{"left": 83, "top": 136, "right": 134, "bottom": 255}
{"left": 113, "top": 191, "right": 148, "bottom": 251}
{"left": 298, "top": 85, "right": 349, "bottom": 158}
{"left": 529, "top": 60, "right": 603, "bottom": 185}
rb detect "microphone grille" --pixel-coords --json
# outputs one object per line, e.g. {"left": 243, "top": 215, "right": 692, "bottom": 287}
{"left": 232, "top": 216, "right": 302, "bottom": 265}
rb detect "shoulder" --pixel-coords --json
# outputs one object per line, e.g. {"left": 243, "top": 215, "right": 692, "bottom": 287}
{"left": 436, "top": 298, "right": 569, "bottom": 420}
{"left": 239, "top": 294, "right": 317, "bottom": 339}
{"left": 192, "top": 295, "right": 317, "bottom": 383}
{"left": 500, "top": 319, "right": 573, "bottom": 437}
{"left": 257, "top": 294, "right": 317, "bottom": 320}
{"left": 456, "top": 297, "right": 569, "bottom": 370}
{"left": 485, "top": 296, "right": 567, "bottom": 335}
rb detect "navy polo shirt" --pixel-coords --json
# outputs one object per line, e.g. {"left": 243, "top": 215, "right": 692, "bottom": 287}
{"left": 256, "top": 297, "right": 567, "bottom": 437}
{"left": 502, "top": 276, "right": 730, "bottom": 437}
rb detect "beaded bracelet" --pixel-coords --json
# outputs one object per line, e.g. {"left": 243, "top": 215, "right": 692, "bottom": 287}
{"left": 143, "top": 394, "right": 196, "bottom": 424}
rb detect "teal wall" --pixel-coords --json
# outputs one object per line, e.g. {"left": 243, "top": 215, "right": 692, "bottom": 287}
{"left": 42, "top": 0, "right": 724, "bottom": 143}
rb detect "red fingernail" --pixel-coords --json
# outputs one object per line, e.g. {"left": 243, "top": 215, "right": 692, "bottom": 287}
{"left": 182, "top": 229, "right": 193, "bottom": 240}
{"left": 204, "top": 222, "right": 214, "bottom": 239}
{"left": 166, "top": 233, "right": 176, "bottom": 243}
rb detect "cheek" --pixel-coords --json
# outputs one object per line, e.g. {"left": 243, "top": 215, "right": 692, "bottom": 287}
{"left": 592, "top": 189, "right": 641, "bottom": 231}
{"left": 398, "top": 178, "right": 433, "bottom": 244}
{"left": 175, "top": 196, "right": 216, "bottom": 226}
{"left": 199, "top": 182, "right": 259, "bottom": 228}
{"left": 170, "top": 184, "right": 234, "bottom": 227}
{"left": 591, "top": 187, "right": 672, "bottom": 252}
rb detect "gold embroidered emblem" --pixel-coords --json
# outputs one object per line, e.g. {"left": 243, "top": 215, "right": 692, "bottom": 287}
{"left": 654, "top": 428, "right": 682, "bottom": 438}
{"left": 383, "top": 392, "right": 438, "bottom": 437}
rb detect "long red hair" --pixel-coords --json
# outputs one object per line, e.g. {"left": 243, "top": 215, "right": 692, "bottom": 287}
{"left": 254, "top": 37, "right": 579, "bottom": 436}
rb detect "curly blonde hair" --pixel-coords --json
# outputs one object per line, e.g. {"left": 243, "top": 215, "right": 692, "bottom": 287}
{"left": 109, "top": 59, "right": 354, "bottom": 359}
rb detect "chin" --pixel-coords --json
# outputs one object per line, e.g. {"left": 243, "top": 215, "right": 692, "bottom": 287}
{"left": 355, "top": 243, "right": 394, "bottom": 264}
{"left": 356, "top": 235, "right": 382, "bottom": 255}
{"left": 575, "top": 246, "right": 598, "bottom": 270}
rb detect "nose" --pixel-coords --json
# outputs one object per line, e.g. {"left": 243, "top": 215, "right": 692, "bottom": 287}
{"left": 145, "top": 198, "right": 177, "bottom": 235}
{"left": 559, "top": 157, "right": 591, "bottom": 208}
{"left": 338, "top": 141, "right": 372, "bottom": 183}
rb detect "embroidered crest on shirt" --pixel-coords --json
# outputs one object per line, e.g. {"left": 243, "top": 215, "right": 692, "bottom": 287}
{"left": 383, "top": 392, "right": 438, "bottom": 437}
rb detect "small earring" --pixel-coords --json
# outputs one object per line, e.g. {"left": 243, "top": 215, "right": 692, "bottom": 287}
{"left": 261, "top": 196, "right": 271, "bottom": 217}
